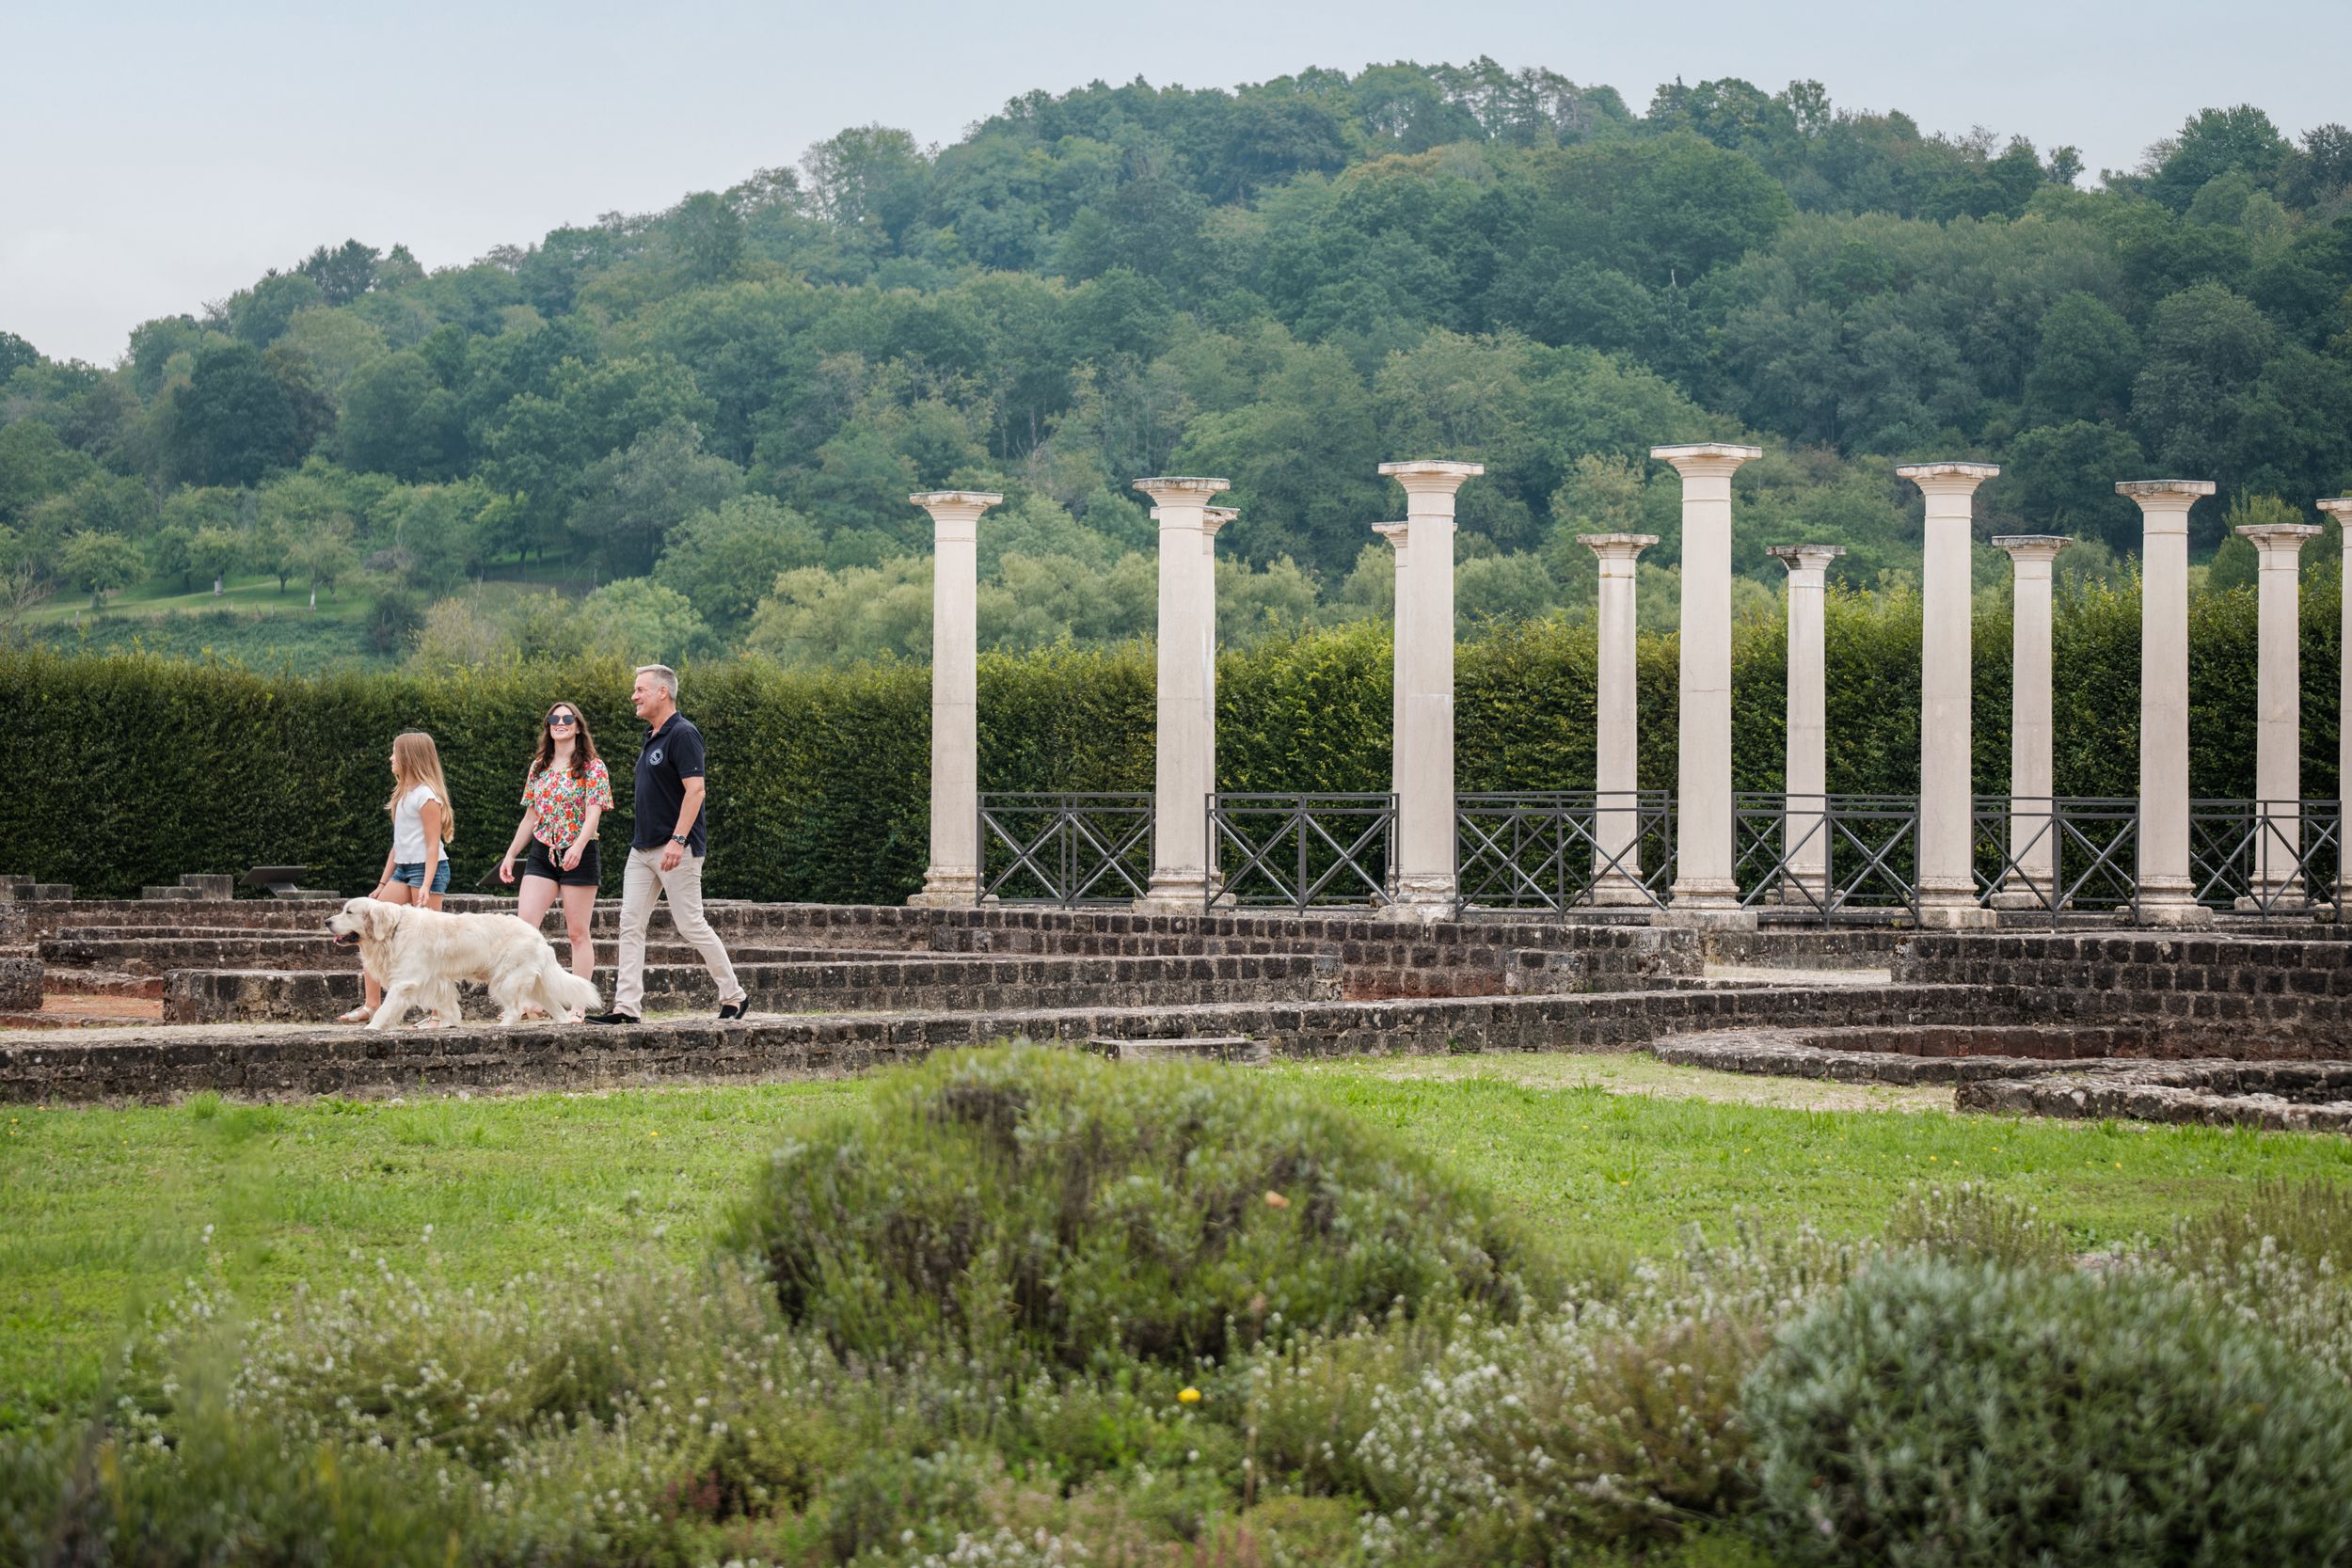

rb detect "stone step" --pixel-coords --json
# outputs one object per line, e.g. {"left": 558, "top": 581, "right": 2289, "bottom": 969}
{"left": 1089, "top": 1036, "right": 1269, "bottom": 1066}
{"left": 1, "top": 980, "right": 2020, "bottom": 1103}
{"left": 41, "top": 970, "right": 164, "bottom": 999}
{"left": 162, "top": 952, "right": 1343, "bottom": 1025}
{"left": 46, "top": 934, "right": 950, "bottom": 975}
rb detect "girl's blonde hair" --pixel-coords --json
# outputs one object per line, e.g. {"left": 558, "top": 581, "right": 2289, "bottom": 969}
{"left": 385, "top": 730, "right": 456, "bottom": 843}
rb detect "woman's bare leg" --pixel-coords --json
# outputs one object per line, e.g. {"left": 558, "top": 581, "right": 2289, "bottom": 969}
{"left": 559, "top": 882, "right": 597, "bottom": 981}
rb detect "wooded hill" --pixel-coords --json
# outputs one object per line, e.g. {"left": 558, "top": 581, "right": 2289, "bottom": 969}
{"left": 3, "top": 62, "right": 2348, "bottom": 670}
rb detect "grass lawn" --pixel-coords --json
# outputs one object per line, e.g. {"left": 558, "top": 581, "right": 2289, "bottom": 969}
{"left": 6, "top": 1052, "right": 2351, "bottom": 1425}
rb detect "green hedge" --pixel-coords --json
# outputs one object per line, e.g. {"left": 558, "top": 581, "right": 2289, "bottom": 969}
{"left": 5, "top": 578, "right": 2336, "bottom": 903}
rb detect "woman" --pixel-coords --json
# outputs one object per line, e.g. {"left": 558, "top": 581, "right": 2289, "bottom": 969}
{"left": 337, "top": 730, "right": 454, "bottom": 1024}
{"left": 497, "top": 700, "right": 612, "bottom": 1005}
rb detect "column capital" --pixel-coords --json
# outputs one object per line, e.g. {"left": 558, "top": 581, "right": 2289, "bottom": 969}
{"left": 1133, "top": 476, "right": 1231, "bottom": 508}
{"left": 1372, "top": 520, "right": 1409, "bottom": 546}
{"left": 1897, "top": 461, "right": 2000, "bottom": 496}
{"left": 1766, "top": 543, "right": 1844, "bottom": 575}
{"left": 2315, "top": 497, "right": 2352, "bottom": 521}
{"left": 908, "top": 490, "right": 1003, "bottom": 536}
{"left": 2117, "top": 479, "right": 2215, "bottom": 506}
{"left": 1992, "top": 534, "right": 2074, "bottom": 563}
{"left": 1201, "top": 505, "right": 1238, "bottom": 540}
{"left": 2237, "top": 522, "right": 2322, "bottom": 556}
{"left": 1578, "top": 531, "right": 1658, "bottom": 563}
{"left": 1650, "top": 442, "right": 1762, "bottom": 480}
{"left": 1377, "top": 459, "right": 1485, "bottom": 498}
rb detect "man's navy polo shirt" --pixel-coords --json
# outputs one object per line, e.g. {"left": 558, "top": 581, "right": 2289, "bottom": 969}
{"left": 632, "top": 712, "right": 708, "bottom": 855}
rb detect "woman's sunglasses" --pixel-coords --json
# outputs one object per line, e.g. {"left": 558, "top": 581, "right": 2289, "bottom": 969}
{"left": 547, "top": 713, "right": 578, "bottom": 728}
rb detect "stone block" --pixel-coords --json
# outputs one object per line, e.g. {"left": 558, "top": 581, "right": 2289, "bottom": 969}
{"left": 179, "top": 874, "right": 235, "bottom": 899}
{"left": 0, "top": 948, "right": 40, "bottom": 1012}
{"left": 141, "top": 886, "right": 199, "bottom": 901}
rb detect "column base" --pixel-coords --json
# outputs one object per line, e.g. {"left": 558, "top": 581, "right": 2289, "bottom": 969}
{"left": 1587, "top": 872, "right": 1653, "bottom": 907}
{"left": 1384, "top": 874, "right": 1459, "bottom": 922}
{"left": 1987, "top": 884, "right": 2058, "bottom": 911}
{"left": 1917, "top": 903, "right": 1999, "bottom": 930}
{"left": 1650, "top": 906, "right": 1757, "bottom": 931}
{"left": 1133, "top": 872, "right": 1212, "bottom": 914}
{"left": 2123, "top": 894, "right": 2215, "bottom": 928}
{"left": 907, "top": 870, "right": 978, "bottom": 908}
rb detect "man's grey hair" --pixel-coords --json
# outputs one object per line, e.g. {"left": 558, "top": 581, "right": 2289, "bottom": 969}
{"left": 635, "top": 664, "right": 679, "bottom": 701}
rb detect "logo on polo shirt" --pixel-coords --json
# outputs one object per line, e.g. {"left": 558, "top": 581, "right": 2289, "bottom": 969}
{"left": 648, "top": 748, "right": 664, "bottom": 765}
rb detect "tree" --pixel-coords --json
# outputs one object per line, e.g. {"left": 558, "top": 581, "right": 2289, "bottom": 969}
{"left": 654, "top": 494, "right": 823, "bottom": 626}
{"left": 672, "top": 192, "right": 745, "bottom": 283}
{"left": 282, "top": 516, "right": 358, "bottom": 609}
{"left": 341, "top": 351, "right": 460, "bottom": 480}
{"left": 58, "top": 531, "right": 145, "bottom": 608}
{"left": 576, "top": 577, "right": 717, "bottom": 663}
{"left": 566, "top": 418, "right": 743, "bottom": 577}
{"left": 2131, "top": 283, "right": 2277, "bottom": 483}
{"left": 2025, "top": 293, "right": 2139, "bottom": 426}
{"left": 2147, "top": 105, "right": 2292, "bottom": 212}
{"left": 190, "top": 525, "right": 247, "bottom": 596}
{"left": 167, "top": 343, "right": 298, "bottom": 485}
{"left": 296, "top": 239, "right": 381, "bottom": 306}
{"left": 1999, "top": 420, "right": 2150, "bottom": 556}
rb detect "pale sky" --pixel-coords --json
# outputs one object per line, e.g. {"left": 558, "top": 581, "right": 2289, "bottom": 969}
{"left": 4, "top": 0, "right": 2345, "bottom": 366}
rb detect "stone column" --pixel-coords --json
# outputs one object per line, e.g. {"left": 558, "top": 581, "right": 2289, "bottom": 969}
{"left": 1988, "top": 536, "right": 2071, "bottom": 908}
{"left": 1373, "top": 520, "right": 1409, "bottom": 898}
{"left": 1133, "top": 477, "right": 1230, "bottom": 911}
{"left": 1373, "top": 521, "right": 1409, "bottom": 791}
{"left": 1898, "top": 462, "right": 2000, "bottom": 928}
{"left": 2238, "top": 522, "right": 2321, "bottom": 903}
{"left": 2324, "top": 499, "right": 2352, "bottom": 911}
{"left": 1379, "top": 460, "right": 1484, "bottom": 919}
{"left": 1202, "top": 505, "right": 1236, "bottom": 894}
{"left": 1651, "top": 443, "right": 1764, "bottom": 927}
{"left": 1767, "top": 545, "right": 1843, "bottom": 906}
{"left": 906, "top": 490, "right": 1003, "bottom": 907}
{"left": 2119, "top": 480, "right": 2217, "bottom": 926}
{"left": 1581, "top": 533, "right": 1659, "bottom": 902}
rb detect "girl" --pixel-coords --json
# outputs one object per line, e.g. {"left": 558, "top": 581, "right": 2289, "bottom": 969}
{"left": 498, "top": 700, "right": 612, "bottom": 1006}
{"left": 338, "top": 730, "right": 455, "bottom": 1024}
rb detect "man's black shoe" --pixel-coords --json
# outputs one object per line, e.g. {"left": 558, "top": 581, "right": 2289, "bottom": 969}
{"left": 585, "top": 1010, "right": 641, "bottom": 1026}
{"left": 717, "top": 1001, "right": 746, "bottom": 1021}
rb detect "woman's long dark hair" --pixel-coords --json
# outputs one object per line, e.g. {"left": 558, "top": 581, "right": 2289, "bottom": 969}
{"left": 529, "top": 700, "right": 602, "bottom": 783}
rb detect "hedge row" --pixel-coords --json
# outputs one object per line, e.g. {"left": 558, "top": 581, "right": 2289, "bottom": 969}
{"left": 6, "top": 578, "right": 2338, "bottom": 903}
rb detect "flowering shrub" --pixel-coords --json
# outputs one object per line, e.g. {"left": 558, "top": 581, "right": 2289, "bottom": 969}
{"left": 723, "top": 1046, "right": 1560, "bottom": 1368}
{"left": 1741, "top": 1255, "right": 2352, "bottom": 1567}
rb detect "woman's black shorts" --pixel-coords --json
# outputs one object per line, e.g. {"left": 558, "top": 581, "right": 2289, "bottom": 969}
{"left": 522, "top": 839, "right": 601, "bottom": 888}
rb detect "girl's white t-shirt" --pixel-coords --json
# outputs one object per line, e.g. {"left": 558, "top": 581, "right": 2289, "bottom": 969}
{"left": 391, "top": 783, "right": 442, "bottom": 863}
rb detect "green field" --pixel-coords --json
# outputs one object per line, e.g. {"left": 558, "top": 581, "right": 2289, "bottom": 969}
{"left": 8, "top": 1051, "right": 2350, "bottom": 1428}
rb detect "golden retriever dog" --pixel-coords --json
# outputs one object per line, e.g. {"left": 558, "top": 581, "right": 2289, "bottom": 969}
{"left": 327, "top": 896, "right": 602, "bottom": 1030}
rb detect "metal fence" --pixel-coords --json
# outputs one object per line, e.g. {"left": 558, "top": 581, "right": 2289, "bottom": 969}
{"left": 977, "top": 792, "right": 1153, "bottom": 905}
{"left": 1969, "top": 796, "right": 2142, "bottom": 926}
{"left": 2191, "top": 798, "right": 2343, "bottom": 914}
{"left": 1208, "top": 792, "right": 1396, "bottom": 911}
{"left": 1731, "top": 793, "right": 1922, "bottom": 921}
{"left": 1454, "top": 790, "right": 1675, "bottom": 912}
{"left": 977, "top": 787, "right": 2346, "bottom": 920}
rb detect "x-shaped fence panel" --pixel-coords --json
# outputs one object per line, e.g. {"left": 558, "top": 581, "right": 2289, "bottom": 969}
{"left": 1454, "top": 790, "right": 1674, "bottom": 912}
{"left": 2190, "top": 798, "right": 2343, "bottom": 914}
{"left": 1208, "top": 793, "right": 1395, "bottom": 911}
{"left": 1970, "top": 797, "right": 2140, "bottom": 925}
{"left": 978, "top": 792, "right": 1154, "bottom": 906}
{"left": 1733, "top": 793, "right": 1921, "bottom": 921}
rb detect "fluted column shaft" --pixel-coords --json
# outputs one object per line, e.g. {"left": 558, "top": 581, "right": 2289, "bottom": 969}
{"left": 1653, "top": 443, "right": 1763, "bottom": 926}
{"left": 1134, "top": 476, "right": 1230, "bottom": 910}
{"left": 2119, "top": 480, "right": 2217, "bottom": 926}
{"left": 1991, "top": 536, "right": 2069, "bottom": 905}
{"left": 908, "top": 490, "right": 1003, "bottom": 906}
{"left": 1380, "top": 461, "right": 1483, "bottom": 917}
{"left": 1582, "top": 532, "right": 1658, "bottom": 901}
{"left": 1899, "top": 463, "right": 1999, "bottom": 927}
{"left": 1374, "top": 521, "right": 1409, "bottom": 801}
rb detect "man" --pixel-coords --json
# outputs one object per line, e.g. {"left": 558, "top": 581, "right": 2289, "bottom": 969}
{"left": 587, "top": 664, "right": 748, "bottom": 1024}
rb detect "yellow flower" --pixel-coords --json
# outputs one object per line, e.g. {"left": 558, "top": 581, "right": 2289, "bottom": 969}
{"left": 1178, "top": 1387, "right": 1201, "bottom": 1405}
{"left": 1263, "top": 1191, "right": 1290, "bottom": 1210}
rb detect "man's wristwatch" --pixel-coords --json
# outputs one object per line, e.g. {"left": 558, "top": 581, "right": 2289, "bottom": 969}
{"left": 670, "top": 833, "right": 689, "bottom": 845}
